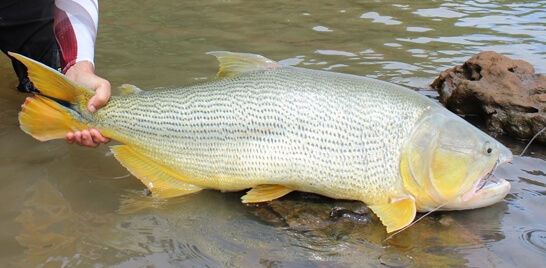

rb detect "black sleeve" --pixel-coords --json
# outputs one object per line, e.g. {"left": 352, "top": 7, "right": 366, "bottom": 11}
{"left": 0, "top": 0, "right": 60, "bottom": 92}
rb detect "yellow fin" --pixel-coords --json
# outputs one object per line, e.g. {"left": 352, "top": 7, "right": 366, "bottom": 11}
{"left": 241, "top": 184, "right": 293, "bottom": 203}
{"left": 19, "top": 95, "right": 89, "bottom": 141}
{"left": 369, "top": 197, "right": 416, "bottom": 233}
{"left": 111, "top": 145, "right": 203, "bottom": 198}
{"left": 8, "top": 52, "right": 94, "bottom": 103}
{"left": 206, "top": 51, "right": 284, "bottom": 78}
{"left": 119, "top": 84, "right": 143, "bottom": 95}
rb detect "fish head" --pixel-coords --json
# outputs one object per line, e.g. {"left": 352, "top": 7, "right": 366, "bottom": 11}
{"left": 400, "top": 109, "right": 512, "bottom": 212}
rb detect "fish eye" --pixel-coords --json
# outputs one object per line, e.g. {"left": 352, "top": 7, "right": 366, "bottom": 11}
{"left": 484, "top": 141, "right": 493, "bottom": 155}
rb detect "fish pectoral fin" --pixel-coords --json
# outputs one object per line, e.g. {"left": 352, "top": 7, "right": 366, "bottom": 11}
{"left": 119, "top": 84, "right": 143, "bottom": 95}
{"left": 368, "top": 197, "right": 416, "bottom": 233}
{"left": 241, "top": 184, "right": 293, "bottom": 203}
{"left": 206, "top": 51, "right": 284, "bottom": 78}
{"left": 111, "top": 145, "right": 203, "bottom": 198}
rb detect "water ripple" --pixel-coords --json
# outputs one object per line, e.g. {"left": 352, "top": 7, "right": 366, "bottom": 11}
{"left": 521, "top": 229, "right": 546, "bottom": 255}
{"left": 377, "top": 253, "right": 413, "bottom": 267}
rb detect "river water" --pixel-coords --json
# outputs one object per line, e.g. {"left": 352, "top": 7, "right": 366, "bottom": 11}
{"left": 0, "top": 0, "right": 545, "bottom": 267}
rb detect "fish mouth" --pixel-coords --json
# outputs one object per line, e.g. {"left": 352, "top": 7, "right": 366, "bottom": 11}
{"left": 446, "top": 165, "right": 511, "bottom": 210}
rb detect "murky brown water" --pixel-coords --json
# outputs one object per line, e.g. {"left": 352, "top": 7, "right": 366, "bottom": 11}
{"left": 1, "top": 0, "right": 545, "bottom": 267}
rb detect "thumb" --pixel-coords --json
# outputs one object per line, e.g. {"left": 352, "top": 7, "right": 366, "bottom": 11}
{"left": 87, "top": 80, "right": 111, "bottom": 113}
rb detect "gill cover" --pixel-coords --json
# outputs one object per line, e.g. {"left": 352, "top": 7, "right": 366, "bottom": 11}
{"left": 400, "top": 109, "right": 508, "bottom": 211}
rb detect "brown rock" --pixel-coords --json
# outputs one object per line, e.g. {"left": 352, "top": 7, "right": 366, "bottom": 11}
{"left": 431, "top": 51, "right": 546, "bottom": 143}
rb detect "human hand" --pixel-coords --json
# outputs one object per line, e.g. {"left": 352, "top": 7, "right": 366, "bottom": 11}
{"left": 65, "top": 61, "right": 112, "bottom": 147}
{"left": 66, "top": 128, "right": 110, "bottom": 148}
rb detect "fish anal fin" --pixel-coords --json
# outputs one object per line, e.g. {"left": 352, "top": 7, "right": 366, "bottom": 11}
{"left": 241, "top": 184, "right": 293, "bottom": 203}
{"left": 206, "top": 51, "right": 284, "bottom": 78}
{"left": 369, "top": 197, "right": 416, "bottom": 233}
{"left": 111, "top": 145, "right": 203, "bottom": 198}
{"left": 119, "top": 84, "right": 143, "bottom": 95}
{"left": 19, "top": 95, "right": 89, "bottom": 141}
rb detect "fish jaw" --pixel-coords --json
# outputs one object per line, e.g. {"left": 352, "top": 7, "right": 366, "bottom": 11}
{"left": 439, "top": 177, "right": 511, "bottom": 211}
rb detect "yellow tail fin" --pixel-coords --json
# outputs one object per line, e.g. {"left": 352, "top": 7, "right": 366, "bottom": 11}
{"left": 19, "top": 96, "right": 89, "bottom": 141}
{"left": 9, "top": 52, "right": 95, "bottom": 141}
{"left": 8, "top": 52, "right": 94, "bottom": 103}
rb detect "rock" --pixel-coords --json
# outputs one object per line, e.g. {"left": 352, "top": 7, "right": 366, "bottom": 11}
{"left": 431, "top": 51, "right": 546, "bottom": 144}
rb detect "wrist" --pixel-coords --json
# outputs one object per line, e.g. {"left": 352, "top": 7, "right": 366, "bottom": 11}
{"left": 65, "top": 61, "right": 95, "bottom": 80}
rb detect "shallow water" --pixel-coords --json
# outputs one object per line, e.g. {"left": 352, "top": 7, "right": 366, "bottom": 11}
{"left": 1, "top": 0, "right": 545, "bottom": 267}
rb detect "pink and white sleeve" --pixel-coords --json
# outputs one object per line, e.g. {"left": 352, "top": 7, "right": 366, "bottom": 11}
{"left": 54, "top": 0, "right": 99, "bottom": 74}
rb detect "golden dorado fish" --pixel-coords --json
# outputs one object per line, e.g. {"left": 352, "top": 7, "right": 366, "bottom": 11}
{"left": 10, "top": 51, "right": 512, "bottom": 233}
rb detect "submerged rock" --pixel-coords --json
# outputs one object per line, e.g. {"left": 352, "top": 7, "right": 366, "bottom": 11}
{"left": 431, "top": 51, "right": 546, "bottom": 144}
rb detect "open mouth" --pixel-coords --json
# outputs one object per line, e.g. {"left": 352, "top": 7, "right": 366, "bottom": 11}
{"left": 467, "top": 156, "right": 510, "bottom": 197}
{"left": 462, "top": 165, "right": 497, "bottom": 202}
{"left": 476, "top": 172, "right": 491, "bottom": 191}
{"left": 457, "top": 158, "right": 511, "bottom": 210}
{"left": 476, "top": 168, "right": 499, "bottom": 191}
{"left": 478, "top": 176, "right": 506, "bottom": 191}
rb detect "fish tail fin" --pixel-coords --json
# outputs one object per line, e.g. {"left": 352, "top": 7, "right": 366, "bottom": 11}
{"left": 8, "top": 52, "right": 94, "bottom": 104}
{"left": 19, "top": 95, "right": 89, "bottom": 141}
{"left": 9, "top": 52, "right": 95, "bottom": 141}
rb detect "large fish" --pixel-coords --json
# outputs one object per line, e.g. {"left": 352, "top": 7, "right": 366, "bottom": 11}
{"left": 10, "top": 51, "right": 512, "bottom": 233}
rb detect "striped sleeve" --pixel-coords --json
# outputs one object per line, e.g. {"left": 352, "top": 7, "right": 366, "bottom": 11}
{"left": 54, "top": 0, "right": 99, "bottom": 74}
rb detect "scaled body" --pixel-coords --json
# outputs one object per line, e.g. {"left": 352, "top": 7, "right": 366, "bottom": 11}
{"left": 99, "top": 66, "right": 430, "bottom": 203}
{"left": 11, "top": 51, "right": 512, "bottom": 233}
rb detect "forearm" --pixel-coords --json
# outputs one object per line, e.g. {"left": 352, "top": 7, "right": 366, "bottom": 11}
{"left": 54, "top": 0, "right": 99, "bottom": 73}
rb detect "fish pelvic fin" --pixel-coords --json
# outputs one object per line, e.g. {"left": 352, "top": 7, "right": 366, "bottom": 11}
{"left": 206, "top": 51, "right": 284, "bottom": 78}
{"left": 368, "top": 197, "right": 416, "bottom": 233}
{"left": 111, "top": 145, "right": 203, "bottom": 198}
{"left": 19, "top": 95, "right": 89, "bottom": 141}
{"left": 241, "top": 184, "right": 294, "bottom": 203}
{"left": 8, "top": 52, "right": 94, "bottom": 104}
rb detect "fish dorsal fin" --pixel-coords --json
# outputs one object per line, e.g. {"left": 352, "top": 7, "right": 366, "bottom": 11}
{"left": 241, "top": 184, "right": 293, "bottom": 203}
{"left": 368, "top": 197, "right": 416, "bottom": 233}
{"left": 119, "top": 84, "right": 143, "bottom": 95}
{"left": 206, "top": 51, "right": 284, "bottom": 78}
{"left": 111, "top": 145, "right": 203, "bottom": 198}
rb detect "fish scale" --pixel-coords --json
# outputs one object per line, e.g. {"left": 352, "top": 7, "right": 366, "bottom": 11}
{"left": 94, "top": 66, "right": 430, "bottom": 202}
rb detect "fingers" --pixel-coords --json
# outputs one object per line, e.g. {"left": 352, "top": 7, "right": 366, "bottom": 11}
{"left": 65, "top": 129, "right": 110, "bottom": 148}
{"left": 65, "top": 61, "right": 111, "bottom": 112}
{"left": 64, "top": 61, "right": 112, "bottom": 147}
{"left": 89, "top": 128, "right": 111, "bottom": 144}
{"left": 87, "top": 78, "right": 111, "bottom": 112}
{"left": 65, "top": 130, "right": 98, "bottom": 148}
